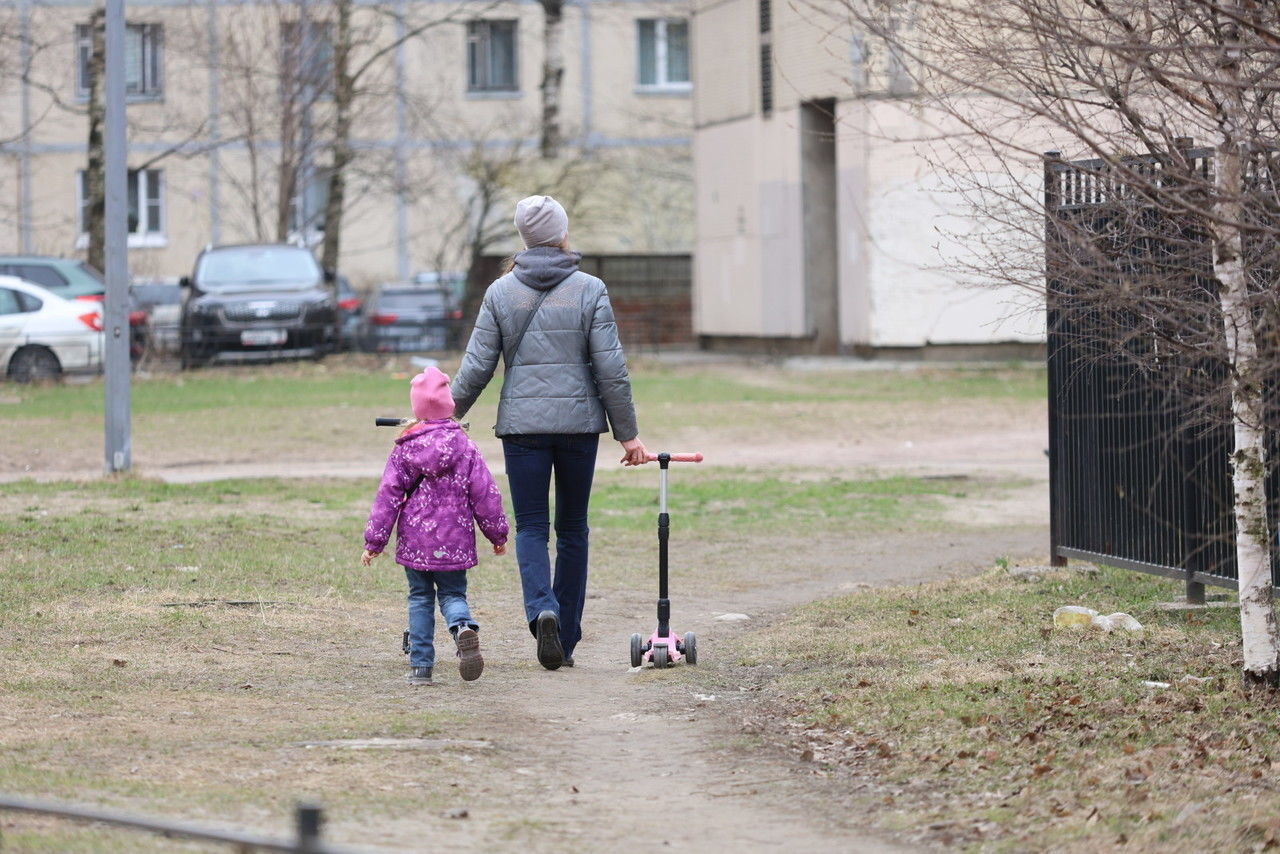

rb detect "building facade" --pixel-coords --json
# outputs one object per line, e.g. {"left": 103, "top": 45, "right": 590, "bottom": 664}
{"left": 691, "top": 0, "right": 1044, "bottom": 354}
{"left": 0, "top": 0, "right": 693, "bottom": 287}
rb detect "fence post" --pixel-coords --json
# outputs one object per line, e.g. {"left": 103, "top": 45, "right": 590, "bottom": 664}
{"left": 295, "top": 803, "right": 322, "bottom": 853}
{"left": 1044, "top": 150, "right": 1069, "bottom": 568}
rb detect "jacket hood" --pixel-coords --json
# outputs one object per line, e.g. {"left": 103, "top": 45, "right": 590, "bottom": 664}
{"left": 512, "top": 247, "right": 581, "bottom": 291}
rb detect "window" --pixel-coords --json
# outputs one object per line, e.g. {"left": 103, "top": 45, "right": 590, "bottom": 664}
{"left": 0, "top": 288, "right": 21, "bottom": 315}
{"left": 76, "top": 23, "right": 163, "bottom": 99}
{"left": 289, "top": 169, "right": 329, "bottom": 243}
{"left": 77, "top": 169, "right": 165, "bottom": 247}
{"left": 467, "top": 20, "right": 518, "bottom": 93}
{"left": 280, "top": 20, "right": 335, "bottom": 100}
{"left": 637, "top": 19, "right": 690, "bottom": 90}
{"left": 16, "top": 291, "right": 42, "bottom": 313}
{"left": 12, "top": 265, "right": 68, "bottom": 290}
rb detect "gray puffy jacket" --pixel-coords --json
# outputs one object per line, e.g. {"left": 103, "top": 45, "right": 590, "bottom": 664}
{"left": 451, "top": 247, "right": 639, "bottom": 441}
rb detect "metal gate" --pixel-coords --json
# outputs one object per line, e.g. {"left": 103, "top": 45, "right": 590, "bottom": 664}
{"left": 1044, "top": 143, "right": 1280, "bottom": 596}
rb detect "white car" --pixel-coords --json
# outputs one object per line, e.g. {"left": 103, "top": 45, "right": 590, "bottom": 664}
{"left": 0, "top": 274, "right": 104, "bottom": 382}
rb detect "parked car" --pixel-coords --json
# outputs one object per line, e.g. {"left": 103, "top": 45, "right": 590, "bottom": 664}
{"left": 412, "top": 270, "right": 467, "bottom": 301}
{"left": 0, "top": 256, "right": 147, "bottom": 357}
{"left": 179, "top": 244, "right": 338, "bottom": 367}
{"left": 131, "top": 279, "right": 183, "bottom": 355}
{"left": 359, "top": 284, "right": 462, "bottom": 353}
{"left": 334, "top": 274, "right": 363, "bottom": 351}
{"left": 0, "top": 275, "right": 104, "bottom": 382}
{"left": 0, "top": 255, "right": 106, "bottom": 300}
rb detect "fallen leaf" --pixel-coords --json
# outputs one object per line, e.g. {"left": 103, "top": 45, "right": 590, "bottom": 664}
{"left": 111, "top": 659, "right": 127, "bottom": 667}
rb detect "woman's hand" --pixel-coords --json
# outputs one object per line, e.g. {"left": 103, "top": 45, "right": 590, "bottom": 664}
{"left": 619, "top": 437, "right": 648, "bottom": 466}
{"left": 361, "top": 549, "right": 380, "bottom": 567}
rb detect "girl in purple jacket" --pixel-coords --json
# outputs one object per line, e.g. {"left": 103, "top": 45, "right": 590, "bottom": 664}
{"left": 362, "top": 367, "right": 509, "bottom": 686}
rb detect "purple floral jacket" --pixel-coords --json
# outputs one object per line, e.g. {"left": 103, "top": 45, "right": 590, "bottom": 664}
{"left": 364, "top": 420, "right": 509, "bottom": 571}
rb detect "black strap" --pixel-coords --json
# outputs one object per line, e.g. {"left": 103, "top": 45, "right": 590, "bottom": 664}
{"left": 503, "top": 272, "right": 575, "bottom": 367}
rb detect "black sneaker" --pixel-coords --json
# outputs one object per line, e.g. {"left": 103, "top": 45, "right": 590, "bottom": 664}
{"left": 535, "top": 610, "right": 564, "bottom": 670}
{"left": 455, "top": 627, "right": 484, "bottom": 682}
{"left": 562, "top": 657, "right": 574, "bottom": 668}
{"left": 408, "top": 666, "right": 434, "bottom": 685}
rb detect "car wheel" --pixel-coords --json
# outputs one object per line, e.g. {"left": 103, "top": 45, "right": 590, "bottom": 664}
{"left": 8, "top": 346, "right": 62, "bottom": 383}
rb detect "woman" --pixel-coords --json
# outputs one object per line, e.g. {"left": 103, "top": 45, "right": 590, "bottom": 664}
{"left": 451, "top": 195, "right": 648, "bottom": 671}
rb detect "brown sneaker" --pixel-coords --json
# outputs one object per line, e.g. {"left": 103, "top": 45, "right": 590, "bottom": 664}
{"left": 455, "top": 627, "right": 484, "bottom": 682}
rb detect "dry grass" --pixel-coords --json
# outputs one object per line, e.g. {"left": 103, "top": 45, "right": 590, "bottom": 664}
{"left": 740, "top": 563, "right": 1280, "bottom": 852}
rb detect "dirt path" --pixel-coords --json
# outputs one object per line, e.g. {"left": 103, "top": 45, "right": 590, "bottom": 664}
{"left": 310, "top": 520, "right": 1045, "bottom": 853}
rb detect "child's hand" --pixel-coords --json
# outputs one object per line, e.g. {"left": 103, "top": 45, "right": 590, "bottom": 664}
{"left": 493, "top": 542, "right": 507, "bottom": 555}
{"left": 362, "top": 549, "right": 381, "bottom": 566}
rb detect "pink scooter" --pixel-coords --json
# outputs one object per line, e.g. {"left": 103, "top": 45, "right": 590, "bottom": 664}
{"left": 630, "top": 451, "right": 704, "bottom": 669}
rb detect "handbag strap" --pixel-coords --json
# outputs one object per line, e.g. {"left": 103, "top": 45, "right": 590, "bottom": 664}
{"left": 503, "top": 272, "right": 575, "bottom": 367}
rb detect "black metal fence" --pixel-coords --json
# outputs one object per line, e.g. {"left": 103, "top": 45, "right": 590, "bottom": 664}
{"left": 0, "top": 795, "right": 353, "bottom": 852}
{"left": 1045, "top": 144, "right": 1280, "bottom": 595}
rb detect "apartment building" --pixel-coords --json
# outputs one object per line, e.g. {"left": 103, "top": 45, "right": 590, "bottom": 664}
{"left": 0, "top": 0, "right": 693, "bottom": 286}
{"left": 691, "top": 0, "right": 1044, "bottom": 354}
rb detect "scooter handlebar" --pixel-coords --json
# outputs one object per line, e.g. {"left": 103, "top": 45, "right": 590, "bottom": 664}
{"left": 375, "top": 417, "right": 411, "bottom": 427}
{"left": 644, "top": 452, "right": 704, "bottom": 463}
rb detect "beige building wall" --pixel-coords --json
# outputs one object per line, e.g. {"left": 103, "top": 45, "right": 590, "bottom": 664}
{"left": 692, "top": 0, "right": 1045, "bottom": 349}
{"left": 1, "top": 0, "right": 694, "bottom": 288}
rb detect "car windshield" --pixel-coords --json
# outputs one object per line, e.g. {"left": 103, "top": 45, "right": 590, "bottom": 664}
{"left": 381, "top": 290, "right": 448, "bottom": 310}
{"left": 196, "top": 247, "right": 320, "bottom": 290}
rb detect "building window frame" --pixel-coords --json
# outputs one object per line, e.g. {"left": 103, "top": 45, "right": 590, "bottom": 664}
{"left": 75, "top": 22, "right": 164, "bottom": 101}
{"left": 636, "top": 18, "right": 691, "bottom": 93}
{"left": 466, "top": 20, "right": 520, "bottom": 95}
{"left": 76, "top": 168, "right": 167, "bottom": 249}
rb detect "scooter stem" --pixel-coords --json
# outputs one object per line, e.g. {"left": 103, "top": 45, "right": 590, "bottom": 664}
{"left": 657, "top": 453, "right": 670, "bottom": 636}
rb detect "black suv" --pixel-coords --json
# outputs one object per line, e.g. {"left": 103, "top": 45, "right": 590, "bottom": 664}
{"left": 179, "top": 244, "right": 338, "bottom": 367}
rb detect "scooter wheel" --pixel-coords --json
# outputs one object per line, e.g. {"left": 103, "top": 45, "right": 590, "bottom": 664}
{"left": 653, "top": 645, "right": 669, "bottom": 669}
{"left": 683, "top": 631, "right": 698, "bottom": 665}
{"left": 402, "top": 630, "right": 410, "bottom": 655}
{"left": 629, "top": 633, "right": 644, "bottom": 668}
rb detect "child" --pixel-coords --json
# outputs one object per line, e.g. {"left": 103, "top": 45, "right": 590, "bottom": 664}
{"left": 362, "top": 366, "right": 509, "bottom": 685}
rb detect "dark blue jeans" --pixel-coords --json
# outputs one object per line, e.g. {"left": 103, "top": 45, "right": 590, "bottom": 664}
{"left": 404, "top": 568, "right": 475, "bottom": 669}
{"left": 502, "top": 433, "right": 599, "bottom": 659}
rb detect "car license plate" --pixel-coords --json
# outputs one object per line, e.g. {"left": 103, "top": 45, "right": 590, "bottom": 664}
{"left": 241, "top": 329, "right": 287, "bottom": 346}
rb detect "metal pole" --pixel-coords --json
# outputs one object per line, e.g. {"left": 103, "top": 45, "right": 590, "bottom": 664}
{"left": 103, "top": 0, "right": 131, "bottom": 474}
{"left": 295, "top": 803, "right": 322, "bottom": 853}
{"left": 393, "top": 0, "right": 410, "bottom": 280}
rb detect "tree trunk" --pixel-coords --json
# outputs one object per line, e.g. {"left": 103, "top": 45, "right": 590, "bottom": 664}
{"left": 539, "top": 0, "right": 565, "bottom": 159}
{"left": 1214, "top": 15, "right": 1280, "bottom": 690}
{"left": 321, "top": 0, "right": 352, "bottom": 272}
{"left": 85, "top": 7, "right": 106, "bottom": 271}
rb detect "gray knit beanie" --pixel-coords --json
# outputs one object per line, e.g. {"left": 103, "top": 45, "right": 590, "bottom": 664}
{"left": 514, "top": 195, "right": 569, "bottom": 248}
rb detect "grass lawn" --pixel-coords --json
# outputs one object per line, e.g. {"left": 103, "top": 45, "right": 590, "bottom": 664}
{"left": 0, "top": 464, "right": 973, "bottom": 850}
{"left": 741, "top": 563, "right": 1279, "bottom": 852}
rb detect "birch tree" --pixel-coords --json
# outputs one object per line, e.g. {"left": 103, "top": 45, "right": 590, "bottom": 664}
{"left": 819, "top": 0, "right": 1280, "bottom": 687}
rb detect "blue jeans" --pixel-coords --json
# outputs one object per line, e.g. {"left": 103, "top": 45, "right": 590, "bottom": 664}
{"left": 404, "top": 568, "right": 475, "bottom": 669}
{"left": 502, "top": 433, "right": 599, "bottom": 659}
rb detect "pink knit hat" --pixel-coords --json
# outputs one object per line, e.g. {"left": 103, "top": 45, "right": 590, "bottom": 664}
{"left": 410, "top": 367, "right": 455, "bottom": 421}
